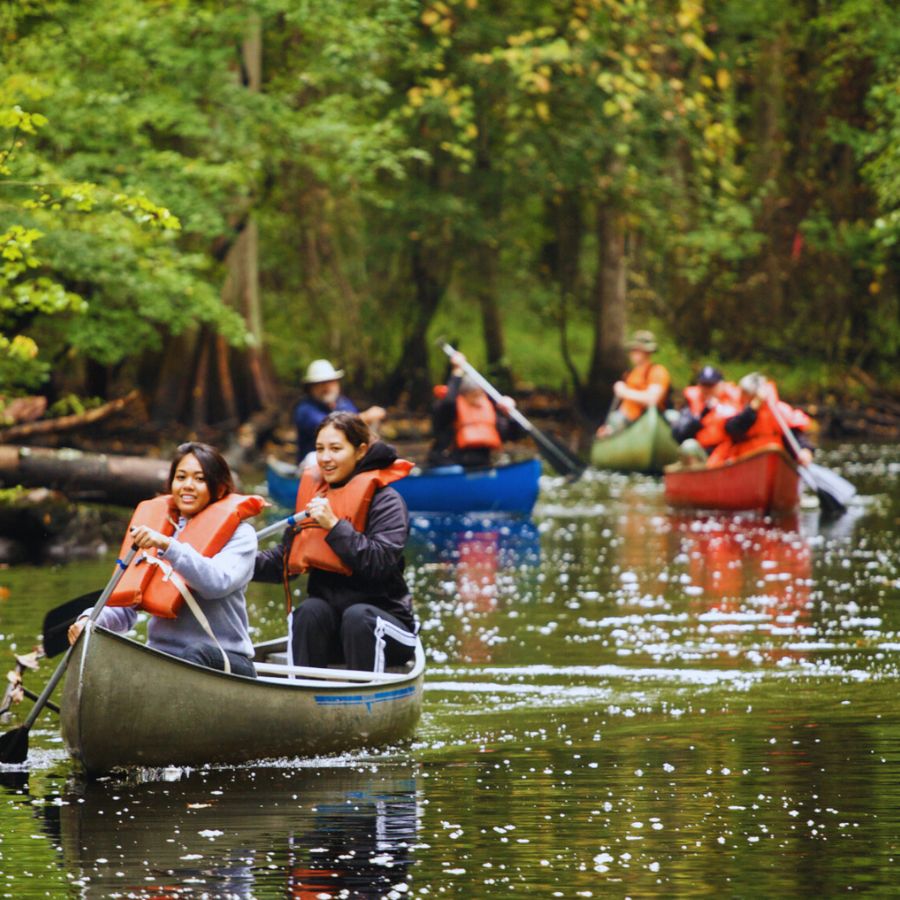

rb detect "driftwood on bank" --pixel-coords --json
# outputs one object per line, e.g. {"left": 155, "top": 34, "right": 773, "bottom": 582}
{"left": 0, "top": 446, "right": 168, "bottom": 507}
{"left": 0, "top": 390, "right": 139, "bottom": 444}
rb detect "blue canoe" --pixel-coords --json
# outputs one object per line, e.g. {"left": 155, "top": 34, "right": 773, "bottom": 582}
{"left": 266, "top": 458, "right": 542, "bottom": 516}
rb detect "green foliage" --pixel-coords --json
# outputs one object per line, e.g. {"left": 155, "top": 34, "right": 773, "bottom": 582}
{"left": 2, "top": 0, "right": 898, "bottom": 412}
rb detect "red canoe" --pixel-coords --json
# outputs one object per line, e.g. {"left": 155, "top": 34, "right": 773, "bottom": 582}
{"left": 664, "top": 445, "right": 801, "bottom": 513}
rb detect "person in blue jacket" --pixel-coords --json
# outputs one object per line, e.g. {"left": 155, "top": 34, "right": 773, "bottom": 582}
{"left": 293, "top": 359, "right": 386, "bottom": 465}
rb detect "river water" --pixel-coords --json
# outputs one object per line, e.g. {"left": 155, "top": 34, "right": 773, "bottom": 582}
{"left": 0, "top": 444, "right": 897, "bottom": 897}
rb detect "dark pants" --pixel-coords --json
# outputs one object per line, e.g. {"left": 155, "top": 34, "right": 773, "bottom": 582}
{"left": 176, "top": 643, "right": 257, "bottom": 678}
{"left": 291, "top": 598, "right": 417, "bottom": 672}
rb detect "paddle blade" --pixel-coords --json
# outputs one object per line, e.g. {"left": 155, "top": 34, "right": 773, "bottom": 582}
{"left": 535, "top": 434, "right": 586, "bottom": 479}
{"left": 809, "top": 463, "right": 856, "bottom": 509}
{"left": 0, "top": 726, "right": 29, "bottom": 764}
{"left": 42, "top": 590, "right": 101, "bottom": 659}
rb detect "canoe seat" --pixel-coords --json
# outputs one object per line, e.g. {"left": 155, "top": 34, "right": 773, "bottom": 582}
{"left": 263, "top": 651, "right": 415, "bottom": 675}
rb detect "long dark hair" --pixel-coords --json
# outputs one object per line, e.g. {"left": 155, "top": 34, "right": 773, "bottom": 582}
{"left": 166, "top": 442, "right": 234, "bottom": 502}
{"left": 315, "top": 411, "right": 371, "bottom": 448}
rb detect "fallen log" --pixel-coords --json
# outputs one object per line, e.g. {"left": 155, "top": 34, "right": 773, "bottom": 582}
{"left": 0, "top": 446, "right": 168, "bottom": 507}
{"left": 0, "top": 390, "right": 139, "bottom": 444}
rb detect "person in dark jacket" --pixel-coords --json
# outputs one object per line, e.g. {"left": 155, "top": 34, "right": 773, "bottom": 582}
{"left": 255, "top": 412, "right": 417, "bottom": 672}
{"left": 427, "top": 351, "right": 523, "bottom": 468}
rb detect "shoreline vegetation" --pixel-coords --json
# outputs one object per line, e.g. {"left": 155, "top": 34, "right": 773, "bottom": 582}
{"left": 1, "top": 1, "right": 897, "bottom": 438}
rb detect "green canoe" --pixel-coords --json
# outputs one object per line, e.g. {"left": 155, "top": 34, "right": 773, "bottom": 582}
{"left": 590, "top": 406, "right": 680, "bottom": 473}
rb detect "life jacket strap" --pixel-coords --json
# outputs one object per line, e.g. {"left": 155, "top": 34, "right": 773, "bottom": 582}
{"left": 143, "top": 556, "right": 231, "bottom": 675}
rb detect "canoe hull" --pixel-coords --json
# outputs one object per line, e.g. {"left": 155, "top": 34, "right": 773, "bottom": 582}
{"left": 590, "top": 407, "right": 679, "bottom": 474}
{"left": 664, "top": 446, "right": 801, "bottom": 513}
{"left": 268, "top": 458, "right": 541, "bottom": 516}
{"left": 61, "top": 626, "right": 424, "bottom": 775}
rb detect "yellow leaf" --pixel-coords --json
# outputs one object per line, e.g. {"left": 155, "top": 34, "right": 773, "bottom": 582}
{"left": 716, "top": 68, "right": 731, "bottom": 90}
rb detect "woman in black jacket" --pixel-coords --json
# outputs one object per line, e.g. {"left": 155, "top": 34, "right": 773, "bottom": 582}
{"left": 255, "top": 412, "right": 417, "bottom": 672}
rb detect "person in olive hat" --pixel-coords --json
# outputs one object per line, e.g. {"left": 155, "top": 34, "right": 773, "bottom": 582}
{"left": 293, "top": 359, "right": 386, "bottom": 465}
{"left": 596, "top": 330, "right": 672, "bottom": 437}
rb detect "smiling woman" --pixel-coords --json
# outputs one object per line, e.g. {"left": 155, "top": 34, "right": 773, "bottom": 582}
{"left": 254, "top": 412, "right": 419, "bottom": 673}
{"left": 67, "top": 442, "right": 265, "bottom": 677}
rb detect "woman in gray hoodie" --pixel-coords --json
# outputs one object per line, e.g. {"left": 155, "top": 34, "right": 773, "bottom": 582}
{"left": 67, "top": 442, "right": 259, "bottom": 677}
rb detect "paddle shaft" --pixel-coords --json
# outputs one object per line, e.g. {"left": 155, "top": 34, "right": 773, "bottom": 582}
{"left": 22, "top": 545, "right": 138, "bottom": 732}
{"left": 765, "top": 397, "right": 818, "bottom": 492}
{"left": 440, "top": 343, "right": 583, "bottom": 476}
{"left": 256, "top": 511, "right": 309, "bottom": 542}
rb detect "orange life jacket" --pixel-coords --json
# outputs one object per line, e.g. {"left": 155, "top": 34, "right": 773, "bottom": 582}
{"left": 706, "top": 382, "right": 801, "bottom": 466}
{"left": 620, "top": 362, "right": 671, "bottom": 421}
{"left": 454, "top": 394, "right": 502, "bottom": 450}
{"left": 107, "top": 492, "right": 266, "bottom": 618}
{"left": 288, "top": 460, "right": 413, "bottom": 576}
{"left": 683, "top": 384, "right": 739, "bottom": 451}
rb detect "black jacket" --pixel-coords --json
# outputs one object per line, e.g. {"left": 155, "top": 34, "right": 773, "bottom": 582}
{"left": 724, "top": 405, "right": 814, "bottom": 454}
{"left": 254, "top": 442, "right": 414, "bottom": 629}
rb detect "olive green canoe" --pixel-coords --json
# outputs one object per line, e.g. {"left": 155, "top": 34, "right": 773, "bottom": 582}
{"left": 61, "top": 624, "right": 425, "bottom": 775}
{"left": 590, "top": 406, "right": 680, "bottom": 473}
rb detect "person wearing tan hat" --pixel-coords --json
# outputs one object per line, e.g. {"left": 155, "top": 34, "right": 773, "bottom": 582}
{"left": 596, "top": 330, "right": 672, "bottom": 437}
{"left": 293, "top": 359, "right": 386, "bottom": 465}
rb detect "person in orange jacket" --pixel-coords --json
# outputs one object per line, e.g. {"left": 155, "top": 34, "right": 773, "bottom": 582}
{"left": 596, "top": 330, "right": 672, "bottom": 437}
{"left": 672, "top": 366, "right": 741, "bottom": 462}
{"left": 706, "top": 373, "right": 814, "bottom": 468}
{"left": 427, "top": 351, "right": 523, "bottom": 468}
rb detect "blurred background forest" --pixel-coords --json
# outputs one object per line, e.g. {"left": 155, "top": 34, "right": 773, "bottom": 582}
{"left": 1, "top": 0, "right": 897, "bottom": 434}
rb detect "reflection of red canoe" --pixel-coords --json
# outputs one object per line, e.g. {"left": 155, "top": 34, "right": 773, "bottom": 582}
{"left": 664, "top": 445, "right": 801, "bottom": 513}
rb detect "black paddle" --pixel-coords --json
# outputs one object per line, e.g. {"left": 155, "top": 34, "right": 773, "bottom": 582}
{"left": 0, "top": 545, "right": 138, "bottom": 765}
{"left": 42, "top": 590, "right": 102, "bottom": 659}
{"left": 440, "top": 343, "right": 586, "bottom": 478}
{"left": 767, "top": 397, "right": 856, "bottom": 516}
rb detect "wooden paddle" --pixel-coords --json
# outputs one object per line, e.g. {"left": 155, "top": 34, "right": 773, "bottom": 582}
{"left": 0, "top": 545, "right": 138, "bottom": 765}
{"left": 41, "top": 511, "right": 307, "bottom": 660}
{"left": 766, "top": 396, "right": 855, "bottom": 516}
{"left": 440, "top": 343, "right": 586, "bottom": 478}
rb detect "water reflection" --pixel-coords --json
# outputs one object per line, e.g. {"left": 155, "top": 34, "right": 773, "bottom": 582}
{"left": 409, "top": 515, "right": 540, "bottom": 663}
{"left": 54, "top": 765, "right": 419, "bottom": 897}
{"left": 409, "top": 514, "right": 541, "bottom": 569}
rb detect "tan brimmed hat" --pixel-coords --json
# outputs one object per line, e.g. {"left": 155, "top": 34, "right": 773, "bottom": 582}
{"left": 303, "top": 359, "right": 345, "bottom": 384}
{"left": 625, "top": 330, "right": 658, "bottom": 353}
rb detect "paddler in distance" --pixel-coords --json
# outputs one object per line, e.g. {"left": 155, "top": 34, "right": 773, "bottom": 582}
{"left": 672, "top": 365, "right": 741, "bottom": 464}
{"left": 293, "top": 359, "right": 386, "bottom": 467}
{"left": 427, "top": 350, "right": 523, "bottom": 469}
{"left": 596, "top": 330, "right": 673, "bottom": 437}
{"left": 706, "top": 372, "right": 814, "bottom": 468}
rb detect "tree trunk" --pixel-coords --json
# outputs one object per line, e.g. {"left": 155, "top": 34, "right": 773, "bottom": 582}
{"left": 384, "top": 240, "right": 449, "bottom": 408}
{"left": 0, "top": 392, "right": 139, "bottom": 444}
{"left": 473, "top": 240, "right": 510, "bottom": 388}
{"left": 222, "top": 219, "right": 277, "bottom": 414}
{"left": 0, "top": 445, "right": 169, "bottom": 506}
{"left": 584, "top": 203, "right": 628, "bottom": 418}
{"left": 542, "top": 190, "right": 584, "bottom": 394}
